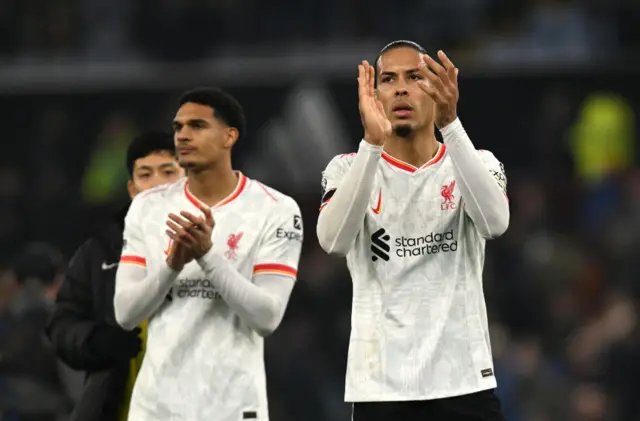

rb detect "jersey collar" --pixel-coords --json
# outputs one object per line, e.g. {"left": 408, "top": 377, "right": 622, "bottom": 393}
{"left": 381, "top": 143, "right": 446, "bottom": 174}
{"left": 184, "top": 171, "right": 248, "bottom": 209}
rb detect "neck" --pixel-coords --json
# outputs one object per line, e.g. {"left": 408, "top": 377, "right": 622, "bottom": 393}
{"left": 383, "top": 125, "right": 439, "bottom": 168}
{"left": 187, "top": 160, "right": 239, "bottom": 207}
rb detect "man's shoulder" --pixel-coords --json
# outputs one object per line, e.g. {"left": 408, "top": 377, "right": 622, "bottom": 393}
{"left": 324, "top": 151, "right": 357, "bottom": 173}
{"left": 246, "top": 178, "right": 300, "bottom": 213}
{"left": 139, "top": 178, "right": 185, "bottom": 202}
{"left": 129, "top": 179, "right": 186, "bottom": 215}
{"left": 476, "top": 149, "right": 501, "bottom": 163}
{"left": 68, "top": 235, "right": 112, "bottom": 273}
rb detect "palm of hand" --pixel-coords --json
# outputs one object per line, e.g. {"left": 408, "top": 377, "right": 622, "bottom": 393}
{"left": 358, "top": 61, "right": 391, "bottom": 146}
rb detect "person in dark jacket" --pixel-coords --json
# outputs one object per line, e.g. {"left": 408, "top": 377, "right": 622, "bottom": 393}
{"left": 45, "top": 131, "right": 184, "bottom": 421}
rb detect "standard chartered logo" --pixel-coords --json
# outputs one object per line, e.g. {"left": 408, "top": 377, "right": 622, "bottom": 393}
{"left": 370, "top": 228, "right": 458, "bottom": 261}
{"left": 395, "top": 229, "right": 457, "bottom": 257}
{"left": 173, "top": 279, "right": 222, "bottom": 300}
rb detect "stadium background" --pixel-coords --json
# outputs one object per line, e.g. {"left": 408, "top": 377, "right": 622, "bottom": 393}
{"left": 1, "top": 1, "right": 640, "bottom": 420}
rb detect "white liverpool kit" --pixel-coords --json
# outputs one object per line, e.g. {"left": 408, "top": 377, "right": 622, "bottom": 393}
{"left": 317, "top": 118, "right": 509, "bottom": 402}
{"left": 116, "top": 173, "right": 303, "bottom": 421}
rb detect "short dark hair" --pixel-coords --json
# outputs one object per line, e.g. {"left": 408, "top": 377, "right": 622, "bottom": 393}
{"left": 178, "top": 87, "right": 246, "bottom": 140}
{"left": 126, "top": 131, "right": 176, "bottom": 177}
{"left": 12, "top": 242, "right": 64, "bottom": 286}
{"left": 374, "top": 40, "right": 427, "bottom": 87}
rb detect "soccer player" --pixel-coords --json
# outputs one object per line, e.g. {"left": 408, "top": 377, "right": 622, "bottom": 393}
{"left": 316, "top": 40, "right": 510, "bottom": 421}
{"left": 46, "top": 131, "right": 184, "bottom": 421}
{"left": 113, "top": 87, "right": 303, "bottom": 421}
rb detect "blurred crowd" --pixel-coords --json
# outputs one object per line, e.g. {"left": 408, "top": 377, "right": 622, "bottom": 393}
{"left": 1, "top": 85, "right": 639, "bottom": 421}
{"left": 0, "top": 0, "right": 638, "bottom": 62}
{"left": 2, "top": 1, "right": 640, "bottom": 421}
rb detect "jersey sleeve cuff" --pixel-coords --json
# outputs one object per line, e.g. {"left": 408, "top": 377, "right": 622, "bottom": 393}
{"left": 120, "top": 255, "right": 147, "bottom": 268}
{"left": 196, "top": 246, "right": 223, "bottom": 273}
{"left": 252, "top": 263, "right": 298, "bottom": 279}
{"left": 438, "top": 118, "right": 466, "bottom": 147}
{"left": 359, "top": 140, "right": 384, "bottom": 155}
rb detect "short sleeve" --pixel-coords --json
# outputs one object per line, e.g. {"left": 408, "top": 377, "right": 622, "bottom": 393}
{"left": 252, "top": 198, "right": 303, "bottom": 280}
{"left": 479, "top": 150, "right": 507, "bottom": 196}
{"left": 320, "top": 154, "right": 354, "bottom": 209}
{"left": 120, "top": 195, "right": 148, "bottom": 269}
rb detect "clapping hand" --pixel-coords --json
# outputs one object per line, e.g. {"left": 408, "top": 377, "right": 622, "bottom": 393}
{"left": 165, "top": 203, "right": 216, "bottom": 270}
{"left": 418, "top": 50, "right": 459, "bottom": 129}
{"left": 358, "top": 61, "right": 392, "bottom": 146}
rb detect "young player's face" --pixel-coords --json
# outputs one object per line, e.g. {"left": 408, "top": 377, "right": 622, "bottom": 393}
{"left": 376, "top": 47, "right": 435, "bottom": 135}
{"left": 173, "top": 102, "right": 238, "bottom": 171}
{"left": 128, "top": 151, "right": 184, "bottom": 198}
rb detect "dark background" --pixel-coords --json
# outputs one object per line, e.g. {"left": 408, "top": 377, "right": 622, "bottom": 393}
{"left": 1, "top": 1, "right": 640, "bottom": 421}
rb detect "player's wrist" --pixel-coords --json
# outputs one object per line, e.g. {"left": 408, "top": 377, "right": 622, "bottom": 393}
{"left": 195, "top": 245, "right": 219, "bottom": 271}
{"left": 438, "top": 116, "right": 462, "bottom": 137}
{"left": 165, "top": 257, "right": 184, "bottom": 272}
{"left": 359, "top": 139, "right": 384, "bottom": 154}
{"left": 363, "top": 134, "right": 385, "bottom": 147}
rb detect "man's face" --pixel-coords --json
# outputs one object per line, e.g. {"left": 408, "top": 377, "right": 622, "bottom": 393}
{"left": 376, "top": 47, "right": 435, "bottom": 137}
{"left": 172, "top": 102, "right": 238, "bottom": 171}
{"left": 128, "top": 151, "right": 184, "bottom": 198}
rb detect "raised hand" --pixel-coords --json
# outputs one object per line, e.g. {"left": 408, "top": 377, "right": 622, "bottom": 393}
{"left": 358, "top": 60, "right": 392, "bottom": 146}
{"left": 166, "top": 203, "right": 215, "bottom": 262}
{"left": 165, "top": 236, "right": 195, "bottom": 272}
{"left": 418, "top": 50, "right": 459, "bottom": 129}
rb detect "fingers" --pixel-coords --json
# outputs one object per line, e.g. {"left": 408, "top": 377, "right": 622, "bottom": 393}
{"left": 196, "top": 203, "right": 215, "bottom": 228}
{"left": 437, "top": 50, "right": 454, "bottom": 71}
{"left": 424, "top": 70, "right": 446, "bottom": 95}
{"left": 422, "top": 54, "right": 447, "bottom": 81}
{"left": 359, "top": 61, "right": 376, "bottom": 100}
{"left": 437, "top": 50, "right": 458, "bottom": 87}
{"left": 367, "top": 62, "right": 375, "bottom": 99}
{"left": 423, "top": 52, "right": 458, "bottom": 89}
{"left": 180, "top": 211, "right": 206, "bottom": 230}
{"left": 420, "top": 51, "right": 459, "bottom": 104}
{"left": 418, "top": 81, "right": 447, "bottom": 104}
{"left": 358, "top": 62, "right": 367, "bottom": 101}
{"left": 168, "top": 213, "right": 194, "bottom": 231}
{"left": 166, "top": 220, "right": 197, "bottom": 246}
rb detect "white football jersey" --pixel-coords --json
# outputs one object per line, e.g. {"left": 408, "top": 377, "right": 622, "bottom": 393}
{"left": 120, "top": 173, "right": 303, "bottom": 421}
{"left": 321, "top": 144, "right": 507, "bottom": 402}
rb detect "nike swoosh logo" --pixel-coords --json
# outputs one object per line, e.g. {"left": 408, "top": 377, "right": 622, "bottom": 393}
{"left": 101, "top": 262, "right": 119, "bottom": 270}
{"left": 371, "top": 188, "right": 382, "bottom": 214}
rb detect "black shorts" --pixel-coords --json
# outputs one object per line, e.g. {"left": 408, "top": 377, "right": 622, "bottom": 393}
{"left": 352, "top": 389, "right": 504, "bottom": 421}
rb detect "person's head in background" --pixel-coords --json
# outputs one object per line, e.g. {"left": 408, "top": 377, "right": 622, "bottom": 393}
{"left": 12, "top": 242, "right": 65, "bottom": 310}
{"left": 126, "top": 131, "right": 185, "bottom": 198}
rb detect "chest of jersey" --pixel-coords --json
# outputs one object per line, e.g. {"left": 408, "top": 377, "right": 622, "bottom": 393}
{"left": 363, "top": 158, "right": 463, "bottom": 262}
{"left": 140, "top": 198, "right": 266, "bottom": 305}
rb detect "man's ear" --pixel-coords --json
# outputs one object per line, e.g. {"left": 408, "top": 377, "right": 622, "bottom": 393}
{"left": 224, "top": 128, "right": 239, "bottom": 149}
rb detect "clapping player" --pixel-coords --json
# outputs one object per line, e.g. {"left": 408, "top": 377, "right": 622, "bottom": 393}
{"left": 317, "top": 40, "right": 509, "bottom": 421}
{"left": 114, "top": 88, "right": 303, "bottom": 421}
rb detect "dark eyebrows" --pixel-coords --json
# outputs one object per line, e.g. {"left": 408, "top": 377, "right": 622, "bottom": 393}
{"left": 135, "top": 162, "right": 178, "bottom": 173}
{"left": 172, "top": 118, "right": 208, "bottom": 129}
{"left": 159, "top": 162, "right": 178, "bottom": 170}
{"left": 380, "top": 68, "right": 422, "bottom": 79}
{"left": 135, "top": 165, "right": 153, "bottom": 173}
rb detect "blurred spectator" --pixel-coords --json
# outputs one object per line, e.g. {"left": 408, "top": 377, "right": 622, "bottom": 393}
{"left": 82, "top": 113, "right": 137, "bottom": 207}
{"left": 568, "top": 92, "right": 635, "bottom": 228}
{"left": 0, "top": 243, "right": 73, "bottom": 421}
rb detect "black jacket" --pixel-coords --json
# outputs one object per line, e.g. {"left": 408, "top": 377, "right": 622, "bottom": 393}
{"left": 45, "top": 206, "right": 135, "bottom": 421}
